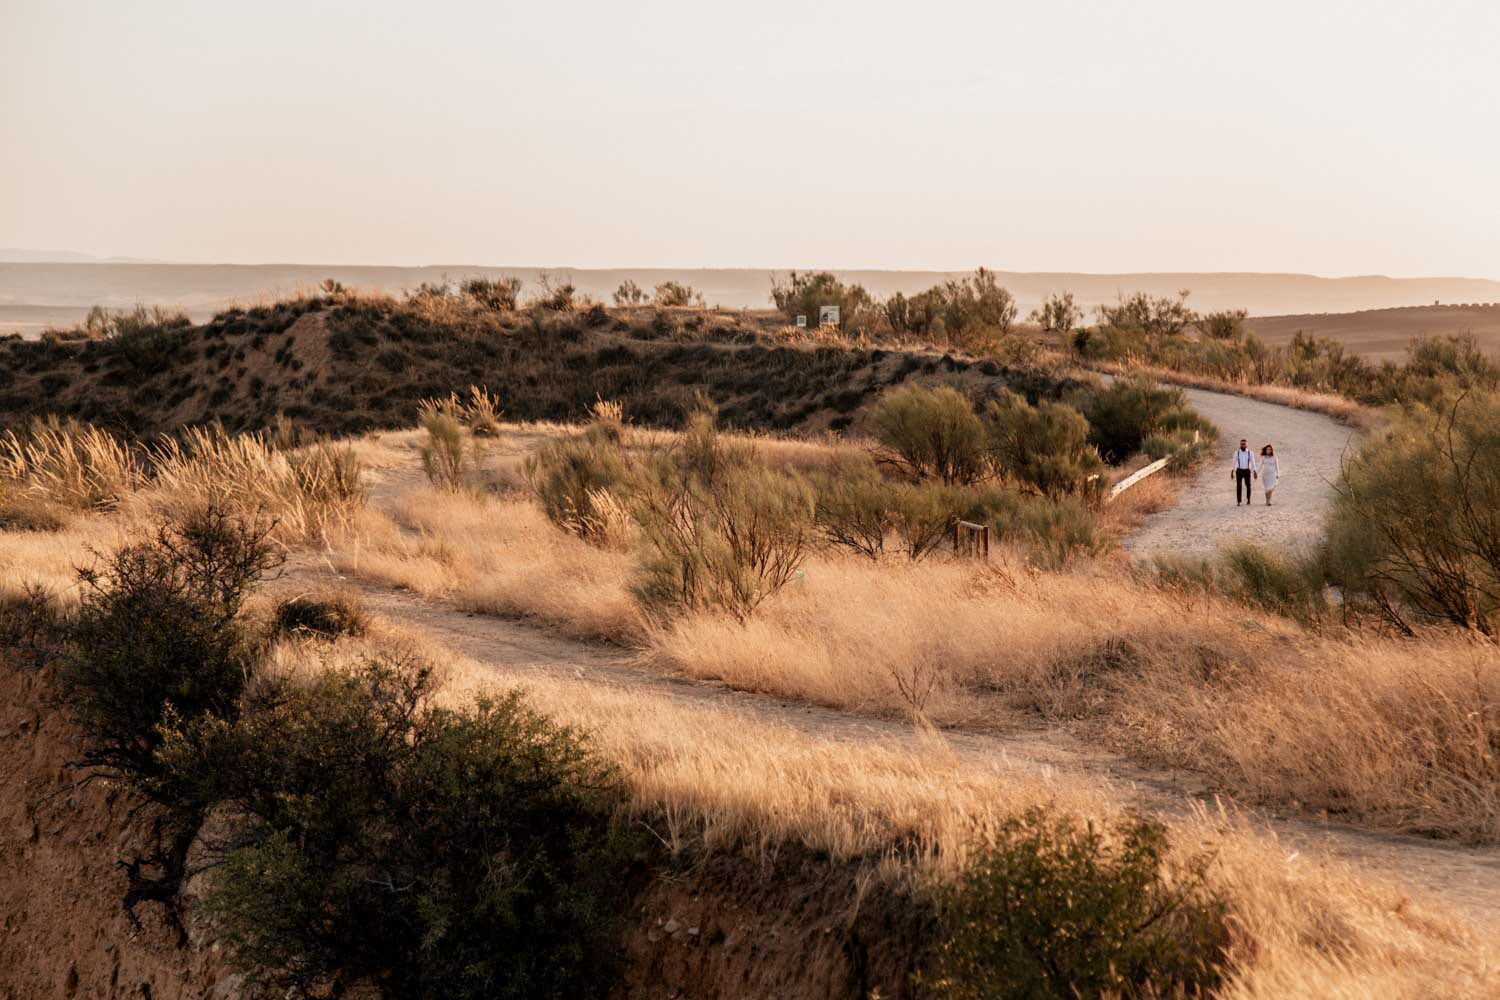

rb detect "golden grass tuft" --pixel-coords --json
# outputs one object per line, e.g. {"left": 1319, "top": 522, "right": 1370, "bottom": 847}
{"left": 0, "top": 418, "right": 144, "bottom": 511}
{"left": 138, "top": 427, "right": 366, "bottom": 545}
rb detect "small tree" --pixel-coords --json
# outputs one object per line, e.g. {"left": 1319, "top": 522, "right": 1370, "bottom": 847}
{"left": 612, "top": 279, "right": 646, "bottom": 306}
{"left": 1199, "top": 308, "right": 1248, "bottom": 341}
{"left": 769, "top": 271, "right": 874, "bottom": 331}
{"left": 59, "top": 506, "right": 281, "bottom": 788}
{"left": 1029, "top": 291, "right": 1081, "bottom": 337}
{"left": 984, "top": 390, "right": 1105, "bottom": 498}
{"left": 869, "top": 385, "right": 987, "bottom": 485}
{"left": 460, "top": 276, "right": 522, "bottom": 311}
{"left": 1326, "top": 390, "right": 1500, "bottom": 634}
{"left": 653, "top": 281, "right": 703, "bottom": 307}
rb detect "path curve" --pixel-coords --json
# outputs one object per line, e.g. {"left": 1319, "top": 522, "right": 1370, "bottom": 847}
{"left": 1123, "top": 386, "right": 1357, "bottom": 558}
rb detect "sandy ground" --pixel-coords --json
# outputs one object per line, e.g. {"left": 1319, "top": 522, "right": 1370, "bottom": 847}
{"left": 1124, "top": 385, "right": 1358, "bottom": 559}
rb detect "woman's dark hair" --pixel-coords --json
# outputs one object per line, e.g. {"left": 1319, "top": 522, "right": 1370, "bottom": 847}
{"left": 1261, "top": 444, "right": 1274, "bottom": 455}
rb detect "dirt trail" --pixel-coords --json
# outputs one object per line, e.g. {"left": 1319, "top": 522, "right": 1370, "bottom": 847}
{"left": 278, "top": 565, "right": 1500, "bottom": 925}
{"left": 1124, "top": 385, "right": 1358, "bottom": 558}
{"left": 284, "top": 410, "right": 1500, "bottom": 926}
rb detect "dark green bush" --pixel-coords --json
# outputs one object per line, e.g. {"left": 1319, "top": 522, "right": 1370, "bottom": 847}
{"left": 926, "top": 808, "right": 1229, "bottom": 1000}
{"left": 168, "top": 655, "right": 634, "bottom": 1000}
{"left": 984, "top": 389, "right": 1105, "bottom": 498}
{"left": 272, "top": 590, "right": 369, "bottom": 639}
{"left": 88, "top": 304, "right": 193, "bottom": 370}
{"left": 58, "top": 506, "right": 281, "bottom": 788}
{"left": 1082, "top": 378, "right": 1194, "bottom": 463}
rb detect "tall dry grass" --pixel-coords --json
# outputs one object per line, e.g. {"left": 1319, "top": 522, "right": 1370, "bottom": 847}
{"left": 0, "top": 418, "right": 144, "bottom": 510}
{"left": 134, "top": 427, "right": 366, "bottom": 545}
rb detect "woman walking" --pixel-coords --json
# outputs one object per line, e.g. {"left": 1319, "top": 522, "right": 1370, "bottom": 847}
{"left": 1260, "top": 444, "right": 1281, "bottom": 505}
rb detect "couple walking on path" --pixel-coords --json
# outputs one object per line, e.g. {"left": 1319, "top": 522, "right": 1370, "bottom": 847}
{"left": 1232, "top": 438, "right": 1281, "bottom": 506}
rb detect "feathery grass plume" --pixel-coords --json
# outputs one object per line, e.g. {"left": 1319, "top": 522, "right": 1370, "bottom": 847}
{"left": 0, "top": 416, "right": 143, "bottom": 510}
{"left": 144, "top": 426, "right": 365, "bottom": 544}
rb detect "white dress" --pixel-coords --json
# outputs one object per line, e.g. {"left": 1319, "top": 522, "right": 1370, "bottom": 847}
{"left": 1261, "top": 455, "right": 1280, "bottom": 492}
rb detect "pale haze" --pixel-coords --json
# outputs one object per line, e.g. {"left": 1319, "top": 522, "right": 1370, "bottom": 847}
{"left": 4, "top": 0, "right": 1498, "bottom": 276}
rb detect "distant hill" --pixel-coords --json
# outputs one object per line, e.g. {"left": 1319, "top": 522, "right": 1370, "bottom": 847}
{"left": 1245, "top": 303, "right": 1500, "bottom": 361}
{"left": 3, "top": 262, "right": 1499, "bottom": 337}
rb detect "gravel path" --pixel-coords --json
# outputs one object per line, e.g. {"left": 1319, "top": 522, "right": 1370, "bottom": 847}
{"left": 1124, "top": 386, "right": 1358, "bottom": 558}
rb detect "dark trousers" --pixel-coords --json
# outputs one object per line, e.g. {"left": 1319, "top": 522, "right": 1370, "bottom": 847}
{"left": 1236, "top": 468, "right": 1252, "bottom": 503}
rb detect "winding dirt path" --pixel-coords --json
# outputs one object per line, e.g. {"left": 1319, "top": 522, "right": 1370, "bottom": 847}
{"left": 276, "top": 565, "right": 1500, "bottom": 925}
{"left": 279, "top": 404, "right": 1500, "bottom": 926}
{"left": 1123, "top": 386, "right": 1358, "bottom": 558}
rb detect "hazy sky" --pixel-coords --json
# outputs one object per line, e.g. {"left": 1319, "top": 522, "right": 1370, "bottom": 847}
{"left": 4, "top": 0, "right": 1498, "bottom": 275}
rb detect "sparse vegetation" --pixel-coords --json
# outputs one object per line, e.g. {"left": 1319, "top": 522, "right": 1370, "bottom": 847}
{"left": 459, "top": 276, "right": 522, "bottom": 311}
{"left": 653, "top": 280, "right": 702, "bottom": 307}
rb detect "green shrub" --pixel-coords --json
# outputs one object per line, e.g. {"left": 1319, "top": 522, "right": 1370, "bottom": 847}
{"left": 926, "top": 808, "right": 1229, "bottom": 1000}
{"left": 632, "top": 413, "right": 814, "bottom": 620}
{"left": 812, "top": 454, "right": 894, "bottom": 559}
{"left": 1082, "top": 378, "right": 1192, "bottom": 463}
{"left": 870, "top": 384, "right": 987, "bottom": 485}
{"left": 769, "top": 271, "right": 874, "bottom": 331}
{"left": 172, "top": 656, "right": 634, "bottom": 1000}
{"left": 1220, "top": 543, "right": 1326, "bottom": 621}
{"left": 1325, "top": 391, "right": 1500, "bottom": 634}
{"left": 58, "top": 506, "right": 281, "bottom": 789}
{"left": 525, "top": 424, "right": 629, "bottom": 544}
{"left": 272, "top": 591, "right": 369, "bottom": 640}
{"left": 1096, "top": 290, "right": 1195, "bottom": 336}
{"left": 984, "top": 389, "right": 1105, "bottom": 498}
{"left": 418, "top": 399, "right": 475, "bottom": 491}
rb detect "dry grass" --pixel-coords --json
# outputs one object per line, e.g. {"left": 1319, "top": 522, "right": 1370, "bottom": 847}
{"left": 326, "top": 439, "right": 1500, "bottom": 841}
{"left": 262, "top": 625, "right": 1500, "bottom": 998}
{"left": 137, "top": 427, "right": 365, "bottom": 546}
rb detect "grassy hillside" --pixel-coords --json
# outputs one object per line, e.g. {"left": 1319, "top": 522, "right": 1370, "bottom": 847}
{"left": 0, "top": 294, "right": 1081, "bottom": 439}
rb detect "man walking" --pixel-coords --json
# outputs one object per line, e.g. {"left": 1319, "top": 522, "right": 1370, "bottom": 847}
{"left": 1231, "top": 438, "right": 1258, "bottom": 506}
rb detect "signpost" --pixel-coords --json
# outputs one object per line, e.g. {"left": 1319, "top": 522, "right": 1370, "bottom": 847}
{"left": 818, "top": 305, "right": 840, "bottom": 328}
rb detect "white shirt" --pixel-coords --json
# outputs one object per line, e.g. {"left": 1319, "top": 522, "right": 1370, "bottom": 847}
{"left": 1232, "top": 448, "right": 1258, "bottom": 471}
